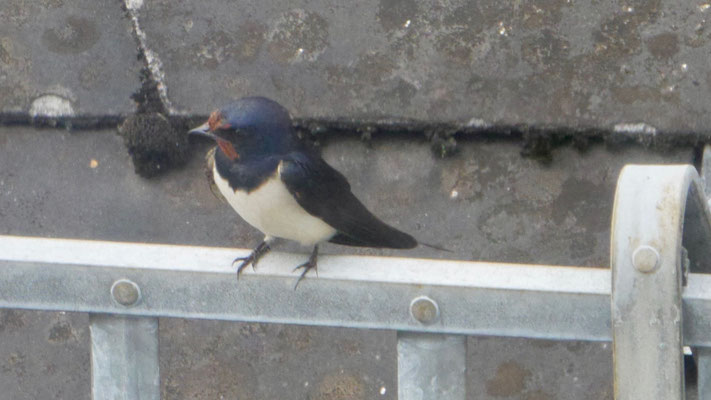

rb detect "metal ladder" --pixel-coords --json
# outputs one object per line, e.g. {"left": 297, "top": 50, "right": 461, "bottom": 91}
{"left": 2, "top": 162, "right": 711, "bottom": 399}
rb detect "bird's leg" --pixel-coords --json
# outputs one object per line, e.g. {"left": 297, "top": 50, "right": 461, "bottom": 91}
{"left": 293, "top": 245, "right": 319, "bottom": 289}
{"left": 232, "top": 238, "right": 273, "bottom": 278}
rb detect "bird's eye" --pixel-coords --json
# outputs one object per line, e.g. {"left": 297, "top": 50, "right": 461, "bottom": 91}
{"left": 232, "top": 127, "right": 251, "bottom": 135}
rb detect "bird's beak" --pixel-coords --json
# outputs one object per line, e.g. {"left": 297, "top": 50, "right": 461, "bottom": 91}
{"left": 188, "top": 121, "right": 215, "bottom": 139}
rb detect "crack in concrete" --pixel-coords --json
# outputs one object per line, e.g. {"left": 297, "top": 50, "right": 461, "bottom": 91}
{"left": 125, "top": 0, "right": 177, "bottom": 115}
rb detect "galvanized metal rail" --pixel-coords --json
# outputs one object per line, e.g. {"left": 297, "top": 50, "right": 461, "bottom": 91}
{"left": 1, "top": 163, "right": 711, "bottom": 399}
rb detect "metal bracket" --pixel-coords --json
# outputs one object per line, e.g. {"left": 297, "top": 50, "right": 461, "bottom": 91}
{"left": 611, "top": 165, "right": 711, "bottom": 399}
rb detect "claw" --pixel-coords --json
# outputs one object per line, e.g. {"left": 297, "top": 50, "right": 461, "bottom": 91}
{"left": 293, "top": 245, "right": 319, "bottom": 289}
{"left": 232, "top": 241, "right": 271, "bottom": 279}
{"left": 232, "top": 256, "right": 253, "bottom": 277}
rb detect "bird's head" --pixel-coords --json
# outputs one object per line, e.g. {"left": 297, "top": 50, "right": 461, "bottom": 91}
{"left": 189, "top": 97, "right": 297, "bottom": 160}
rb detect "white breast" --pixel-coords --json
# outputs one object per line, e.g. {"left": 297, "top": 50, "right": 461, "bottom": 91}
{"left": 213, "top": 162, "right": 337, "bottom": 246}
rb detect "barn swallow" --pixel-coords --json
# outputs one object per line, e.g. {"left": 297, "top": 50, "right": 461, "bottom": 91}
{"left": 189, "top": 97, "right": 420, "bottom": 286}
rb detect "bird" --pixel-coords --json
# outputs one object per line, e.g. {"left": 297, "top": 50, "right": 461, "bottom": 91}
{"left": 189, "top": 96, "right": 421, "bottom": 287}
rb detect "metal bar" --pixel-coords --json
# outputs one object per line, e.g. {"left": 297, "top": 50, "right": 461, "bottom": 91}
{"left": 0, "top": 234, "right": 611, "bottom": 341}
{"left": 0, "top": 234, "right": 710, "bottom": 344}
{"left": 697, "top": 347, "right": 711, "bottom": 400}
{"left": 684, "top": 274, "right": 711, "bottom": 348}
{"left": 397, "top": 332, "right": 466, "bottom": 400}
{"left": 610, "top": 165, "right": 706, "bottom": 400}
{"left": 90, "top": 314, "right": 159, "bottom": 400}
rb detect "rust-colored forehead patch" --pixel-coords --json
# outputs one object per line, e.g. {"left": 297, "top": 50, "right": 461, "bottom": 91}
{"left": 207, "top": 110, "right": 223, "bottom": 131}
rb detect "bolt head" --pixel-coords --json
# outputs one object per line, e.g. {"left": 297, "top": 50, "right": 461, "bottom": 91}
{"left": 111, "top": 279, "right": 141, "bottom": 307}
{"left": 410, "top": 296, "right": 440, "bottom": 324}
{"left": 632, "top": 245, "right": 660, "bottom": 273}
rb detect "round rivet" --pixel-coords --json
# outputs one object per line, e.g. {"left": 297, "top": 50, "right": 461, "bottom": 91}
{"left": 111, "top": 279, "right": 141, "bottom": 307}
{"left": 410, "top": 296, "right": 439, "bottom": 324}
{"left": 632, "top": 245, "right": 660, "bottom": 273}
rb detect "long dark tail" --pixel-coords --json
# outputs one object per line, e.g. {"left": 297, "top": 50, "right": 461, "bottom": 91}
{"left": 330, "top": 232, "right": 452, "bottom": 252}
{"left": 418, "top": 241, "right": 452, "bottom": 252}
{"left": 329, "top": 228, "right": 417, "bottom": 249}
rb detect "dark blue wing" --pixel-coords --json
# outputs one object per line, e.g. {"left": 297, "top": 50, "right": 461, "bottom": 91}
{"left": 279, "top": 152, "right": 417, "bottom": 249}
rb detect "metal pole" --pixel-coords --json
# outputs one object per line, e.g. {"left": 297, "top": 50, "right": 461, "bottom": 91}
{"left": 90, "top": 315, "right": 159, "bottom": 400}
{"left": 90, "top": 278, "right": 159, "bottom": 399}
{"left": 697, "top": 347, "right": 711, "bottom": 400}
{"left": 610, "top": 165, "right": 705, "bottom": 400}
{"left": 697, "top": 145, "right": 711, "bottom": 400}
{"left": 397, "top": 332, "right": 466, "bottom": 400}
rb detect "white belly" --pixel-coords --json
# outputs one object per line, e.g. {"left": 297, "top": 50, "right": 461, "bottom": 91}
{"left": 214, "top": 163, "right": 337, "bottom": 246}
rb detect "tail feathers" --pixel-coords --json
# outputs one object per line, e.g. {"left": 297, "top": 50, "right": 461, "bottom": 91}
{"left": 418, "top": 241, "right": 452, "bottom": 252}
{"left": 329, "top": 229, "right": 417, "bottom": 249}
{"left": 329, "top": 232, "right": 451, "bottom": 252}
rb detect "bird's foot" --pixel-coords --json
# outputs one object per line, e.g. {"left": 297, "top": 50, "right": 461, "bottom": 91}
{"left": 293, "top": 245, "right": 319, "bottom": 289}
{"left": 232, "top": 241, "right": 271, "bottom": 278}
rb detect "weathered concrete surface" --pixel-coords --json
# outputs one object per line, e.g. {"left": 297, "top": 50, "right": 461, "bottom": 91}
{"left": 0, "top": 0, "right": 141, "bottom": 116}
{"left": 160, "top": 319, "right": 395, "bottom": 399}
{"left": 0, "top": 310, "right": 90, "bottom": 400}
{"left": 0, "top": 126, "right": 697, "bottom": 399}
{"left": 134, "top": 0, "right": 711, "bottom": 132}
{"left": 467, "top": 337, "right": 613, "bottom": 400}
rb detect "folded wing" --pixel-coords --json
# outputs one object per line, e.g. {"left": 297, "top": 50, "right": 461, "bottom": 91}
{"left": 279, "top": 152, "right": 417, "bottom": 249}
